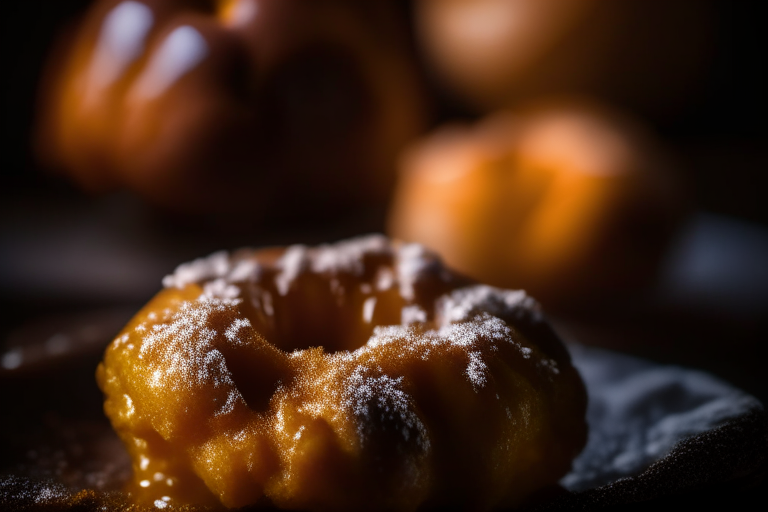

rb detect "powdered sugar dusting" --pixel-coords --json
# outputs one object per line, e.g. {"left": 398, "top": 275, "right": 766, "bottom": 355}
{"left": 437, "top": 312, "right": 509, "bottom": 347}
{"left": 225, "top": 317, "right": 252, "bottom": 344}
{"left": 362, "top": 314, "right": 515, "bottom": 391}
{"left": 162, "top": 251, "right": 266, "bottom": 302}
{"left": 275, "top": 245, "right": 309, "bottom": 296}
{"left": 134, "top": 298, "right": 251, "bottom": 424}
{"left": 466, "top": 351, "right": 488, "bottom": 388}
{"left": 401, "top": 304, "right": 427, "bottom": 325}
{"left": 396, "top": 243, "right": 441, "bottom": 300}
{"left": 162, "top": 251, "right": 230, "bottom": 289}
{"left": 376, "top": 268, "right": 395, "bottom": 291}
{"left": 437, "top": 285, "right": 541, "bottom": 325}
{"left": 342, "top": 367, "right": 430, "bottom": 452}
{"left": 202, "top": 278, "right": 241, "bottom": 300}
{"left": 310, "top": 234, "right": 390, "bottom": 275}
{"left": 362, "top": 297, "right": 377, "bottom": 324}
{"left": 228, "top": 258, "right": 261, "bottom": 282}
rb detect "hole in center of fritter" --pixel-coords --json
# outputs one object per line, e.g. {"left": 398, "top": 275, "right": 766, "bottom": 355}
{"left": 240, "top": 270, "right": 416, "bottom": 354}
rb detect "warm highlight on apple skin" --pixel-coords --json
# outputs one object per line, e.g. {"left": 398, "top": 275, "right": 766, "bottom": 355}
{"left": 38, "top": 0, "right": 425, "bottom": 218}
{"left": 388, "top": 100, "right": 684, "bottom": 309}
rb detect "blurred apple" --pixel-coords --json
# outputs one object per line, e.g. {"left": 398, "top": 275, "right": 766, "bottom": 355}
{"left": 38, "top": 0, "right": 425, "bottom": 220}
{"left": 388, "top": 98, "right": 686, "bottom": 309}
{"left": 416, "top": 0, "right": 713, "bottom": 119}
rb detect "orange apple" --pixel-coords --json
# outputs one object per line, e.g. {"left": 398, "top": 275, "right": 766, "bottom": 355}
{"left": 388, "top": 99, "right": 685, "bottom": 308}
{"left": 39, "top": 0, "right": 425, "bottom": 218}
{"left": 416, "top": 0, "right": 712, "bottom": 117}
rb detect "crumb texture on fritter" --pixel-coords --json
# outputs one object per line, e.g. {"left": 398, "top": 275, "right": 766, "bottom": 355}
{"left": 97, "top": 235, "right": 587, "bottom": 511}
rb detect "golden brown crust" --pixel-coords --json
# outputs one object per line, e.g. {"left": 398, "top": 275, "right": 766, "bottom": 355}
{"left": 98, "top": 235, "right": 587, "bottom": 510}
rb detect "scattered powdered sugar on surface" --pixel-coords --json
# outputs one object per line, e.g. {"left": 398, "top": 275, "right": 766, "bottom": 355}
{"left": 364, "top": 313, "right": 523, "bottom": 391}
{"left": 438, "top": 285, "right": 541, "bottom": 325}
{"left": 362, "top": 297, "right": 377, "bottom": 324}
{"left": 537, "top": 357, "right": 560, "bottom": 374}
{"left": 275, "top": 245, "right": 309, "bottom": 296}
{"left": 225, "top": 317, "right": 252, "bottom": 344}
{"left": 376, "top": 267, "right": 395, "bottom": 291}
{"left": 396, "top": 242, "right": 442, "bottom": 301}
{"left": 202, "top": 278, "right": 241, "bottom": 300}
{"left": 162, "top": 251, "right": 231, "bottom": 289}
{"left": 401, "top": 304, "right": 427, "bottom": 325}
{"left": 310, "top": 235, "right": 390, "bottom": 276}
{"left": 162, "top": 250, "right": 265, "bottom": 301}
{"left": 437, "top": 314, "right": 507, "bottom": 389}
{"left": 160, "top": 236, "right": 452, "bottom": 319}
{"left": 434, "top": 285, "right": 563, "bottom": 375}
{"left": 273, "top": 235, "right": 397, "bottom": 297}
{"left": 340, "top": 366, "right": 430, "bottom": 452}
{"left": 135, "top": 298, "right": 248, "bottom": 420}
{"left": 228, "top": 258, "right": 261, "bottom": 283}
{"left": 436, "top": 313, "right": 510, "bottom": 347}
{"left": 254, "top": 235, "right": 395, "bottom": 302}
{"left": 465, "top": 351, "right": 489, "bottom": 389}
